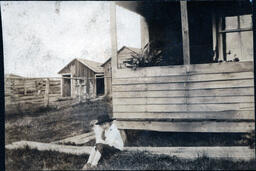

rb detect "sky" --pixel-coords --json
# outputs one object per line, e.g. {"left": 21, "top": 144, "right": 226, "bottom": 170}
{"left": 1, "top": 1, "right": 141, "bottom": 77}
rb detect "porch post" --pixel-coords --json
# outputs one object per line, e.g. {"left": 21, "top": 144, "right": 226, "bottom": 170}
{"left": 217, "top": 17, "right": 224, "bottom": 61}
{"left": 140, "top": 16, "right": 149, "bottom": 49}
{"left": 180, "top": 1, "right": 190, "bottom": 65}
{"left": 110, "top": 2, "right": 118, "bottom": 72}
{"left": 252, "top": 0, "right": 256, "bottom": 159}
{"left": 212, "top": 12, "right": 217, "bottom": 61}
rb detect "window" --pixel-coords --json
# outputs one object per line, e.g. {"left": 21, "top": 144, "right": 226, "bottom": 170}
{"left": 219, "top": 15, "right": 253, "bottom": 62}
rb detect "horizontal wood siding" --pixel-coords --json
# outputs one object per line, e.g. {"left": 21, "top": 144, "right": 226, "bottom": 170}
{"left": 112, "top": 62, "right": 255, "bottom": 132}
{"left": 116, "top": 121, "right": 254, "bottom": 133}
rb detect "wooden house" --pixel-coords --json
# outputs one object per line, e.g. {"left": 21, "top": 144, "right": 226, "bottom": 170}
{"left": 110, "top": 1, "right": 255, "bottom": 133}
{"left": 58, "top": 58, "right": 104, "bottom": 99}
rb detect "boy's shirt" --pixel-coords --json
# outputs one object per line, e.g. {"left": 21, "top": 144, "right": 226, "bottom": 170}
{"left": 104, "top": 122, "right": 124, "bottom": 150}
{"left": 93, "top": 121, "right": 124, "bottom": 151}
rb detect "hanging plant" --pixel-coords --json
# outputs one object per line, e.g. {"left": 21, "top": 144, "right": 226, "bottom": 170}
{"left": 123, "top": 41, "right": 164, "bottom": 70}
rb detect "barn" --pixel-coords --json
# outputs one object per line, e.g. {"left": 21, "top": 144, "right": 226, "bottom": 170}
{"left": 58, "top": 58, "right": 104, "bottom": 99}
{"left": 110, "top": 1, "right": 255, "bottom": 133}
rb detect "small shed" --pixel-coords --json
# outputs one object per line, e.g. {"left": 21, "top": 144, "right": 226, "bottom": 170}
{"left": 58, "top": 58, "right": 104, "bottom": 99}
{"left": 101, "top": 57, "right": 112, "bottom": 96}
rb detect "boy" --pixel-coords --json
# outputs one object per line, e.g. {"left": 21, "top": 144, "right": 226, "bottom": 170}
{"left": 82, "top": 115, "right": 124, "bottom": 170}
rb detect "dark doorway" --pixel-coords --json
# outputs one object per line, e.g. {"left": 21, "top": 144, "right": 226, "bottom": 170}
{"left": 188, "top": 2, "right": 214, "bottom": 64}
{"left": 96, "top": 76, "right": 104, "bottom": 96}
{"left": 62, "top": 74, "right": 71, "bottom": 97}
{"left": 145, "top": 2, "right": 183, "bottom": 66}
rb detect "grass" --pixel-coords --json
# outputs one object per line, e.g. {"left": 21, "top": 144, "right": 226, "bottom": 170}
{"left": 5, "top": 147, "right": 256, "bottom": 171}
{"left": 5, "top": 99, "right": 112, "bottom": 144}
{"left": 97, "top": 151, "right": 256, "bottom": 170}
{"left": 5, "top": 147, "right": 88, "bottom": 171}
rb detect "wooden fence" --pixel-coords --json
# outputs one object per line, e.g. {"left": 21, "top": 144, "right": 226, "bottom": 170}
{"left": 4, "top": 77, "right": 61, "bottom": 114}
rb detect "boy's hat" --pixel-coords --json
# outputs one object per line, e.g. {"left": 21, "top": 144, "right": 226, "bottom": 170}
{"left": 96, "top": 115, "right": 114, "bottom": 125}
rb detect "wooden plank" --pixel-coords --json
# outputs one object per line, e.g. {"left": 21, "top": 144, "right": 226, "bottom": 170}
{"left": 113, "top": 83, "right": 184, "bottom": 91}
{"left": 219, "top": 27, "right": 252, "bottom": 33}
{"left": 113, "top": 88, "right": 254, "bottom": 97}
{"left": 114, "top": 110, "right": 255, "bottom": 120}
{"left": 217, "top": 17, "right": 224, "bottom": 61}
{"left": 113, "top": 62, "right": 253, "bottom": 78}
{"left": 188, "top": 96, "right": 254, "bottom": 104}
{"left": 16, "top": 95, "right": 44, "bottom": 100}
{"left": 116, "top": 120, "right": 255, "bottom": 133}
{"left": 5, "top": 141, "right": 92, "bottom": 155}
{"left": 52, "top": 132, "right": 95, "bottom": 145}
{"left": 113, "top": 75, "right": 186, "bottom": 85}
{"left": 112, "top": 72, "right": 253, "bottom": 85}
{"left": 212, "top": 12, "right": 217, "bottom": 60}
{"left": 113, "top": 97, "right": 186, "bottom": 105}
{"left": 7, "top": 99, "right": 45, "bottom": 104}
{"left": 113, "top": 96, "right": 254, "bottom": 105}
{"left": 113, "top": 90, "right": 186, "bottom": 98}
{"left": 187, "top": 79, "right": 253, "bottom": 89}
{"left": 112, "top": 79, "right": 253, "bottom": 92}
{"left": 125, "top": 146, "right": 255, "bottom": 161}
{"left": 113, "top": 65, "right": 186, "bottom": 78}
{"left": 188, "top": 88, "right": 254, "bottom": 97}
{"left": 189, "top": 72, "right": 253, "bottom": 81}
{"left": 114, "top": 103, "right": 254, "bottom": 113}
{"left": 188, "top": 62, "right": 253, "bottom": 74}
{"left": 180, "top": 0, "right": 190, "bottom": 65}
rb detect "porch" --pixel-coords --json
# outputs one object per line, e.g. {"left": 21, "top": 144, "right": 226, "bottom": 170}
{"left": 110, "top": 1, "right": 254, "bottom": 133}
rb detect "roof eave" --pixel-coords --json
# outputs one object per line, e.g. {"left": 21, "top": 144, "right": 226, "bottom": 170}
{"left": 101, "top": 58, "right": 111, "bottom": 67}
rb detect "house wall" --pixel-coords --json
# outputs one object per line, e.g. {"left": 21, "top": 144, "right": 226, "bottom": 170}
{"left": 112, "top": 61, "right": 254, "bottom": 133}
{"left": 103, "top": 60, "right": 112, "bottom": 96}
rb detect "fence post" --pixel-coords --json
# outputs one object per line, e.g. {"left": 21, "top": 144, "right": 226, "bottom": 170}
{"left": 44, "top": 78, "right": 50, "bottom": 107}
{"left": 24, "top": 79, "right": 27, "bottom": 95}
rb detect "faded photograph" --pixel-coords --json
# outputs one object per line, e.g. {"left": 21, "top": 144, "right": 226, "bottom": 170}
{"left": 3, "top": 1, "right": 255, "bottom": 170}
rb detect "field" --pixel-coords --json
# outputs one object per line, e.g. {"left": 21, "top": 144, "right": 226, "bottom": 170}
{"left": 5, "top": 99, "right": 112, "bottom": 145}
{"left": 5, "top": 99, "right": 256, "bottom": 170}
